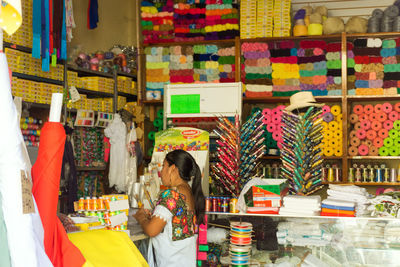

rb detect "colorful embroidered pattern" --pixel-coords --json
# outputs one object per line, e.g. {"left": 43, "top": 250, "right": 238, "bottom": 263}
{"left": 156, "top": 189, "right": 196, "bottom": 241}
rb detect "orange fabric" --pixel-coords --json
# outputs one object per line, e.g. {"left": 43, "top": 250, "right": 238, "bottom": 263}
{"left": 321, "top": 208, "right": 355, "bottom": 216}
{"left": 32, "top": 122, "right": 86, "bottom": 267}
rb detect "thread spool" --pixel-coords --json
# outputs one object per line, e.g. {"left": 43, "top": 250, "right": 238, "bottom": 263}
{"left": 358, "top": 144, "right": 369, "bottom": 156}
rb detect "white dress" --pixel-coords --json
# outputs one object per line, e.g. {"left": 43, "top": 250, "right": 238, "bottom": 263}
{"left": 147, "top": 190, "right": 197, "bottom": 267}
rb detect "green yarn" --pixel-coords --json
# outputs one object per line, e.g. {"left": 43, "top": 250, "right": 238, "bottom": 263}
{"left": 142, "top": 25, "right": 153, "bottom": 30}
{"left": 218, "top": 56, "right": 235, "bottom": 65}
{"left": 273, "top": 91, "right": 300, "bottom": 97}
{"left": 141, "top": 20, "right": 153, "bottom": 26}
{"left": 193, "top": 61, "right": 201, "bottom": 69}
{"left": 144, "top": 47, "right": 152, "bottom": 55}
{"left": 383, "top": 39, "right": 396, "bottom": 48}
{"left": 326, "top": 60, "right": 341, "bottom": 69}
{"left": 245, "top": 73, "right": 272, "bottom": 80}
{"left": 347, "top": 58, "right": 355, "bottom": 68}
{"left": 299, "top": 69, "right": 327, "bottom": 77}
{"left": 379, "top": 146, "right": 389, "bottom": 156}
{"left": 193, "top": 45, "right": 207, "bottom": 54}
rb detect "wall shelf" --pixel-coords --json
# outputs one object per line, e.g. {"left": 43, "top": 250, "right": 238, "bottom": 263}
{"left": 349, "top": 156, "right": 400, "bottom": 160}
{"left": 142, "top": 99, "right": 163, "bottom": 105}
{"left": 117, "top": 71, "right": 137, "bottom": 81}
{"left": 13, "top": 72, "right": 63, "bottom": 85}
{"left": 143, "top": 38, "right": 236, "bottom": 47}
{"left": 22, "top": 101, "right": 50, "bottom": 109}
{"left": 323, "top": 181, "right": 400, "bottom": 186}
{"left": 118, "top": 91, "right": 137, "bottom": 101}
{"left": 4, "top": 41, "right": 32, "bottom": 53}
{"left": 77, "top": 88, "right": 114, "bottom": 98}
{"left": 242, "top": 96, "right": 343, "bottom": 104}
{"left": 67, "top": 65, "right": 114, "bottom": 78}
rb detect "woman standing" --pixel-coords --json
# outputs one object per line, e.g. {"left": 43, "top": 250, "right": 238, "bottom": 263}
{"left": 134, "top": 149, "right": 205, "bottom": 267}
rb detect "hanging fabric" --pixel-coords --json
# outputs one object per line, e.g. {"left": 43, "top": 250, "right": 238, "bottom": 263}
{"left": 32, "top": 0, "right": 41, "bottom": 58}
{"left": 65, "top": 0, "right": 75, "bottom": 42}
{"left": 0, "top": 196, "right": 11, "bottom": 267}
{"left": 87, "top": 0, "right": 98, "bottom": 29}
{"left": 41, "top": 0, "right": 50, "bottom": 71}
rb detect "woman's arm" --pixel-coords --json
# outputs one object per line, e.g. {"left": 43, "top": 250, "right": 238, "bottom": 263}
{"left": 134, "top": 208, "right": 167, "bottom": 237}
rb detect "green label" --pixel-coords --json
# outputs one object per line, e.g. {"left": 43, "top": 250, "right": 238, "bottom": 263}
{"left": 171, "top": 94, "right": 200, "bottom": 114}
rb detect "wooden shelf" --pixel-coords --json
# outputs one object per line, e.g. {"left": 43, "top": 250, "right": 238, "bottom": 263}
{"left": 118, "top": 92, "right": 137, "bottom": 101}
{"left": 117, "top": 71, "right": 137, "bottom": 81}
{"left": 349, "top": 156, "right": 400, "bottom": 160}
{"left": 243, "top": 96, "right": 342, "bottom": 104}
{"left": 143, "top": 38, "right": 236, "bottom": 47}
{"left": 323, "top": 181, "right": 400, "bottom": 186}
{"left": 13, "top": 72, "right": 63, "bottom": 85}
{"left": 261, "top": 155, "right": 280, "bottom": 160}
{"left": 240, "top": 34, "right": 342, "bottom": 43}
{"left": 76, "top": 166, "right": 106, "bottom": 171}
{"left": 22, "top": 101, "right": 50, "bottom": 109}
{"left": 346, "top": 32, "right": 400, "bottom": 39}
{"left": 347, "top": 95, "right": 400, "bottom": 101}
{"left": 324, "top": 156, "right": 342, "bottom": 160}
{"left": 77, "top": 88, "right": 114, "bottom": 98}
{"left": 4, "top": 41, "right": 32, "bottom": 53}
{"left": 67, "top": 65, "right": 113, "bottom": 78}
{"left": 142, "top": 99, "right": 163, "bottom": 105}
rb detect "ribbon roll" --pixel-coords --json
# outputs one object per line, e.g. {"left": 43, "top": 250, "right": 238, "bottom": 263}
{"left": 394, "top": 120, "right": 400, "bottom": 130}
{"left": 330, "top": 105, "right": 341, "bottom": 116}
{"left": 364, "top": 104, "right": 374, "bottom": 114}
{"left": 353, "top": 104, "right": 364, "bottom": 115}
{"left": 323, "top": 112, "right": 334, "bottom": 122}
{"left": 389, "top": 111, "right": 399, "bottom": 121}
{"left": 377, "top": 112, "right": 388, "bottom": 122}
{"left": 363, "top": 140, "right": 373, "bottom": 147}
{"left": 369, "top": 146, "right": 379, "bottom": 156}
{"left": 359, "top": 114, "right": 369, "bottom": 122}
{"left": 378, "top": 128, "right": 389, "bottom": 139}
{"left": 354, "top": 122, "right": 362, "bottom": 130}
{"left": 328, "top": 121, "right": 339, "bottom": 131}
{"left": 361, "top": 120, "right": 371, "bottom": 130}
{"left": 366, "top": 129, "right": 377, "bottom": 140}
{"left": 322, "top": 105, "right": 331, "bottom": 114}
{"left": 389, "top": 129, "right": 399, "bottom": 139}
{"left": 358, "top": 144, "right": 369, "bottom": 156}
{"left": 356, "top": 129, "right": 367, "bottom": 139}
{"left": 369, "top": 113, "right": 378, "bottom": 121}
{"left": 350, "top": 137, "right": 361, "bottom": 147}
{"left": 348, "top": 146, "right": 359, "bottom": 156}
{"left": 371, "top": 121, "right": 382, "bottom": 131}
{"left": 383, "top": 120, "right": 394, "bottom": 130}
{"left": 384, "top": 138, "right": 394, "bottom": 147}
{"left": 389, "top": 147, "right": 399, "bottom": 156}
{"left": 379, "top": 146, "right": 389, "bottom": 156}
{"left": 395, "top": 103, "right": 400, "bottom": 112}
{"left": 373, "top": 137, "right": 384, "bottom": 147}
{"left": 334, "top": 130, "right": 343, "bottom": 139}
{"left": 263, "top": 117, "right": 272, "bottom": 125}
{"left": 374, "top": 104, "right": 383, "bottom": 113}
{"left": 350, "top": 130, "right": 357, "bottom": 139}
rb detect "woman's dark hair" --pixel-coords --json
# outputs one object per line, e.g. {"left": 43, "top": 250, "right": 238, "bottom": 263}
{"left": 165, "top": 149, "right": 205, "bottom": 225}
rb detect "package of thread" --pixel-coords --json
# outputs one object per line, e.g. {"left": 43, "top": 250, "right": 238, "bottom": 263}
{"left": 204, "top": 1, "right": 239, "bottom": 40}
{"left": 326, "top": 42, "right": 355, "bottom": 96}
{"left": 145, "top": 46, "right": 170, "bottom": 100}
{"left": 321, "top": 105, "right": 343, "bottom": 157}
{"left": 297, "top": 40, "right": 328, "bottom": 96}
{"left": 382, "top": 38, "right": 400, "bottom": 94}
{"left": 141, "top": 0, "right": 174, "bottom": 44}
{"left": 241, "top": 42, "right": 273, "bottom": 97}
{"left": 353, "top": 38, "right": 385, "bottom": 96}
{"left": 280, "top": 106, "right": 324, "bottom": 195}
{"left": 349, "top": 103, "right": 400, "bottom": 157}
{"left": 173, "top": 2, "right": 206, "bottom": 42}
{"left": 270, "top": 40, "right": 300, "bottom": 97}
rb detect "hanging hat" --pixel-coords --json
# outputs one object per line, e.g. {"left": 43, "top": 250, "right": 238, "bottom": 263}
{"left": 285, "top": 91, "right": 324, "bottom": 111}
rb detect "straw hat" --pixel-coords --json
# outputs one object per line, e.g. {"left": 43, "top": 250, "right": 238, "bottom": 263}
{"left": 285, "top": 91, "right": 324, "bottom": 111}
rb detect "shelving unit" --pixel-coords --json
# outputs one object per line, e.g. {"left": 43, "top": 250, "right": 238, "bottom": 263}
{"left": 140, "top": 31, "right": 400, "bottom": 185}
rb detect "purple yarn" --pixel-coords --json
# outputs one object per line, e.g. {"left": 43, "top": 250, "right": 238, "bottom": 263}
{"left": 326, "top": 76, "right": 334, "bottom": 84}
{"left": 297, "top": 48, "right": 305, "bottom": 57}
{"left": 243, "top": 51, "right": 270, "bottom": 59}
{"left": 369, "top": 79, "right": 383, "bottom": 88}
{"left": 294, "top": 9, "right": 306, "bottom": 20}
{"left": 323, "top": 112, "right": 334, "bottom": 122}
{"left": 347, "top": 50, "right": 355, "bottom": 58}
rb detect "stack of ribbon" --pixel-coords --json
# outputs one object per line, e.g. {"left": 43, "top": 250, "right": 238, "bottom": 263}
{"left": 273, "top": 0, "right": 291, "bottom": 37}
{"left": 348, "top": 103, "right": 400, "bottom": 156}
{"left": 145, "top": 47, "right": 169, "bottom": 99}
{"left": 271, "top": 41, "right": 300, "bottom": 96}
{"left": 239, "top": 0, "right": 256, "bottom": 39}
{"left": 321, "top": 198, "right": 355, "bottom": 217}
{"left": 211, "top": 116, "right": 241, "bottom": 196}
{"left": 261, "top": 106, "right": 285, "bottom": 153}
{"left": 193, "top": 45, "right": 220, "bottom": 83}
{"left": 169, "top": 46, "right": 194, "bottom": 84}
{"left": 205, "top": 2, "right": 239, "bottom": 40}
{"left": 218, "top": 46, "right": 236, "bottom": 83}
{"left": 326, "top": 42, "right": 355, "bottom": 96}
{"left": 347, "top": 43, "right": 357, "bottom": 95}
{"left": 256, "top": 0, "right": 274, "bottom": 38}
{"left": 229, "top": 222, "right": 252, "bottom": 266}
{"left": 382, "top": 38, "right": 400, "bottom": 95}
{"left": 241, "top": 42, "right": 273, "bottom": 97}
{"left": 298, "top": 40, "right": 328, "bottom": 96}
{"left": 173, "top": 2, "right": 206, "bottom": 42}
{"left": 321, "top": 105, "right": 343, "bottom": 157}
{"left": 353, "top": 38, "right": 385, "bottom": 95}
{"left": 141, "top": 0, "right": 174, "bottom": 44}
{"left": 240, "top": 110, "right": 266, "bottom": 185}
{"left": 280, "top": 106, "right": 324, "bottom": 195}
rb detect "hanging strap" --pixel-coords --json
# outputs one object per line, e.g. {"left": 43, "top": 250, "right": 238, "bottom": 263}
{"left": 60, "top": 0, "right": 67, "bottom": 60}
{"left": 32, "top": 0, "right": 41, "bottom": 58}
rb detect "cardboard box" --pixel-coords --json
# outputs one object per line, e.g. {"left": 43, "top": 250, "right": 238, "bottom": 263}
{"left": 245, "top": 179, "right": 288, "bottom": 208}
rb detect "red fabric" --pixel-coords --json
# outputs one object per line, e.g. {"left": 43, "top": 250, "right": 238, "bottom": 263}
{"left": 32, "top": 122, "right": 85, "bottom": 267}
{"left": 49, "top": 0, "right": 53, "bottom": 53}
{"left": 320, "top": 211, "right": 355, "bottom": 217}
{"left": 87, "top": 0, "right": 91, "bottom": 29}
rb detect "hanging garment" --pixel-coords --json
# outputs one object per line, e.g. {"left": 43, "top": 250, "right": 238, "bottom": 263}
{"left": 125, "top": 124, "right": 138, "bottom": 204}
{"left": 61, "top": 125, "right": 78, "bottom": 214}
{"left": 105, "top": 114, "right": 127, "bottom": 192}
{"left": 0, "top": 53, "right": 53, "bottom": 267}
{"left": 65, "top": 0, "right": 76, "bottom": 42}
{"left": 87, "top": 0, "right": 98, "bottom": 29}
{"left": 0, "top": 195, "right": 11, "bottom": 267}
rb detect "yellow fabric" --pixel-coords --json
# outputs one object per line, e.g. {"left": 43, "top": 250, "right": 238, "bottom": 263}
{"left": 68, "top": 230, "right": 149, "bottom": 267}
{"left": 0, "top": 0, "right": 22, "bottom": 35}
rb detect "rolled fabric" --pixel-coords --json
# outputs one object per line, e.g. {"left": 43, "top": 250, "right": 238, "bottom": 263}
{"left": 376, "top": 112, "right": 388, "bottom": 122}
{"left": 356, "top": 129, "right": 367, "bottom": 139}
{"left": 369, "top": 113, "right": 378, "bottom": 122}
{"left": 389, "top": 129, "right": 399, "bottom": 139}
{"left": 358, "top": 144, "right": 369, "bottom": 156}
{"left": 350, "top": 137, "right": 361, "bottom": 147}
{"left": 383, "top": 120, "right": 394, "bottom": 130}
{"left": 371, "top": 120, "right": 382, "bottom": 131}
{"left": 363, "top": 140, "right": 373, "bottom": 147}
{"left": 350, "top": 114, "right": 359, "bottom": 123}
{"left": 348, "top": 145, "right": 359, "bottom": 156}
{"left": 328, "top": 121, "right": 339, "bottom": 131}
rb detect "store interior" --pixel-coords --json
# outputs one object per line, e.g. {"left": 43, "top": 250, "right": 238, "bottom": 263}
{"left": 3, "top": 0, "right": 400, "bottom": 266}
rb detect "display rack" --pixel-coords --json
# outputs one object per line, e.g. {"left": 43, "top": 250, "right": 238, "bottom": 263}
{"left": 141, "top": 31, "right": 400, "bottom": 185}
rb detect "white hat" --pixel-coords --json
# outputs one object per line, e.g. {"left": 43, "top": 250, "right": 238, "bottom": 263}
{"left": 285, "top": 91, "right": 324, "bottom": 112}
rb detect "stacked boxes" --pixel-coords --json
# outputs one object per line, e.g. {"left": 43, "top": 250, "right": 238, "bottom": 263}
{"left": 240, "top": 0, "right": 257, "bottom": 39}
{"left": 4, "top": 0, "right": 33, "bottom": 47}
{"left": 256, "top": 0, "right": 274, "bottom": 38}
{"left": 69, "top": 96, "right": 113, "bottom": 113}
{"left": 11, "top": 77, "right": 63, "bottom": 104}
{"left": 67, "top": 71, "right": 79, "bottom": 87}
{"left": 273, "top": 0, "right": 291, "bottom": 37}
{"left": 117, "top": 76, "right": 133, "bottom": 93}
{"left": 5, "top": 48, "right": 64, "bottom": 80}
{"left": 117, "top": 96, "right": 127, "bottom": 110}
{"left": 80, "top": 77, "right": 114, "bottom": 93}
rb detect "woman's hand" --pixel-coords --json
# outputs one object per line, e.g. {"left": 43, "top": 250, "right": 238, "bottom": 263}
{"left": 133, "top": 208, "right": 150, "bottom": 223}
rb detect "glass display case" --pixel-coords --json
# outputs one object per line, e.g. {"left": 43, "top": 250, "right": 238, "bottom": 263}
{"left": 207, "top": 212, "right": 400, "bottom": 266}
